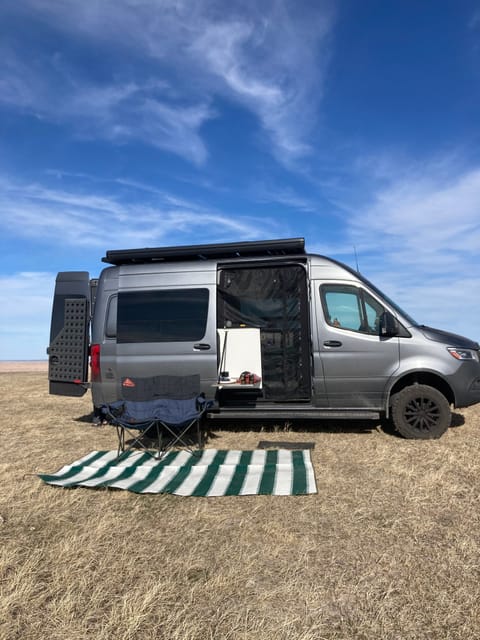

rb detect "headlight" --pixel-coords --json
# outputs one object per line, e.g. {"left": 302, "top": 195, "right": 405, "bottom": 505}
{"left": 447, "top": 347, "right": 475, "bottom": 360}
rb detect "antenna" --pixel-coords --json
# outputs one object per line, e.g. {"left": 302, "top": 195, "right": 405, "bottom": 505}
{"left": 353, "top": 245, "right": 360, "bottom": 272}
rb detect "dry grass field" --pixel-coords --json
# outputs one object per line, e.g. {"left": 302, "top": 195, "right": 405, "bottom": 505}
{"left": 1, "top": 369, "right": 480, "bottom": 639}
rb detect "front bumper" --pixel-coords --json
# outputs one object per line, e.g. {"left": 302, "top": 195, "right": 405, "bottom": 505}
{"left": 450, "top": 359, "right": 480, "bottom": 408}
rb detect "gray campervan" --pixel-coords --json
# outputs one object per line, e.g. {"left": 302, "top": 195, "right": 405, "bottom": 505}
{"left": 48, "top": 238, "right": 480, "bottom": 439}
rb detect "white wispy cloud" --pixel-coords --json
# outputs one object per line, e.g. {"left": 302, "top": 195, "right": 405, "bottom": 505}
{"left": 344, "top": 160, "right": 480, "bottom": 337}
{"left": 185, "top": 2, "right": 333, "bottom": 162}
{"left": 0, "top": 0, "right": 334, "bottom": 165}
{"left": 0, "top": 44, "right": 214, "bottom": 164}
{"left": 0, "top": 171, "right": 281, "bottom": 359}
{"left": 252, "top": 183, "right": 319, "bottom": 213}
{"left": 469, "top": 9, "right": 480, "bottom": 29}
{"left": 0, "top": 174, "right": 278, "bottom": 249}
{"left": 351, "top": 165, "right": 480, "bottom": 262}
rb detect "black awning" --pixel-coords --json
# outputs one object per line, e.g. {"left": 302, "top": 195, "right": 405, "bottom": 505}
{"left": 102, "top": 238, "right": 305, "bottom": 265}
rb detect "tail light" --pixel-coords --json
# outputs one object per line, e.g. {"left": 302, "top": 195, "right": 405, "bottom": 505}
{"left": 90, "top": 343, "right": 101, "bottom": 382}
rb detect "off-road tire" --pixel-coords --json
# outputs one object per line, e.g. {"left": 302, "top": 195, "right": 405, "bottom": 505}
{"left": 391, "top": 384, "right": 451, "bottom": 439}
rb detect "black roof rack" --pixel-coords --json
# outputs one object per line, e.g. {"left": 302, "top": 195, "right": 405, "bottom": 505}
{"left": 102, "top": 238, "right": 305, "bottom": 266}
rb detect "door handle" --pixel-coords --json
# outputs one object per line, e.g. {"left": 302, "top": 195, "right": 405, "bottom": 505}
{"left": 193, "top": 343, "right": 211, "bottom": 350}
{"left": 323, "top": 340, "right": 342, "bottom": 347}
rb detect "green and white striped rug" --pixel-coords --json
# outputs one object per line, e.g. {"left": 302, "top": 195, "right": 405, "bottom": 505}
{"left": 38, "top": 449, "right": 317, "bottom": 496}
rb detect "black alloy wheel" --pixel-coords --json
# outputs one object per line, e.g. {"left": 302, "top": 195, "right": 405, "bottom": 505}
{"left": 391, "top": 384, "right": 451, "bottom": 439}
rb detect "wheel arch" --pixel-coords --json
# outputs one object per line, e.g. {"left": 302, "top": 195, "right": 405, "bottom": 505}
{"left": 387, "top": 371, "right": 455, "bottom": 415}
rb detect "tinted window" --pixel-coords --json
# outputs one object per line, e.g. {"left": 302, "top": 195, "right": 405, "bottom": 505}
{"left": 117, "top": 288, "right": 209, "bottom": 343}
{"left": 363, "top": 291, "right": 384, "bottom": 334}
{"left": 322, "top": 286, "right": 362, "bottom": 330}
{"left": 105, "top": 295, "right": 118, "bottom": 338}
{"left": 321, "top": 285, "right": 384, "bottom": 335}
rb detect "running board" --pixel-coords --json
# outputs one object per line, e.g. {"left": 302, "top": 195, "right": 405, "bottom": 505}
{"left": 207, "top": 408, "right": 380, "bottom": 421}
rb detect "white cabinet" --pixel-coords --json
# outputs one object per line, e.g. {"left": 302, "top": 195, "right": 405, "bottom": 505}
{"left": 217, "top": 328, "right": 262, "bottom": 387}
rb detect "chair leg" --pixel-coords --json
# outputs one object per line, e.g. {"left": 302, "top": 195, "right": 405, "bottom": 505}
{"left": 155, "top": 423, "right": 164, "bottom": 460}
{"left": 112, "top": 421, "right": 163, "bottom": 462}
{"left": 158, "top": 420, "right": 204, "bottom": 457}
{"left": 197, "top": 418, "right": 204, "bottom": 449}
{"left": 116, "top": 425, "right": 125, "bottom": 458}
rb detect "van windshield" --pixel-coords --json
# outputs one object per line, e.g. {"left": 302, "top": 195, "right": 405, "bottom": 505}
{"left": 358, "top": 274, "right": 418, "bottom": 327}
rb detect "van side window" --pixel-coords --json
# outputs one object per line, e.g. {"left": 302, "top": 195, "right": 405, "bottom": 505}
{"left": 105, "top": 295, "right": 117, "bottom": 338}
{"left": 363, "top": 291, "right": 384, "bottom": 334}
{"left": 117, "top": 288, "right": 209, "bottom": 343}
{"left": 321, "top": 285, "right": 384, "bottom": 335}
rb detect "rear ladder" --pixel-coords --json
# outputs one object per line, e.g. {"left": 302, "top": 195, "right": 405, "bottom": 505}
{"left": 47, "top": 271, "right": 91, "bottom": 397}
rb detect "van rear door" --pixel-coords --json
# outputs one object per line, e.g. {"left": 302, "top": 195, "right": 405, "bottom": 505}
{"left": 48, "top": 271, "right": 91, "bottom": 397}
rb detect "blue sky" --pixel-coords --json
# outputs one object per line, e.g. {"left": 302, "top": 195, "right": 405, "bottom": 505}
{"left": 1, "top": 0, "right": 479, "bottom": 360}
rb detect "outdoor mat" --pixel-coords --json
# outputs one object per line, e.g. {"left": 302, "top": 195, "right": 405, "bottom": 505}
{"left": 38, "top": 449, "right": 317, "bottom": 496}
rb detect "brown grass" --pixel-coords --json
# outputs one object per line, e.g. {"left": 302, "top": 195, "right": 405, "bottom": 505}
{"left": 1, "top": 373, "right": 480, "bottom": 639}
{"left": 0, "top": 361, "right": 48, "bottom": 373}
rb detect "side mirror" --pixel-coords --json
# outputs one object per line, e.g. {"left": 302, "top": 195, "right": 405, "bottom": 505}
{"left": 379, "top": 311, "right": 399, "bottom": 337}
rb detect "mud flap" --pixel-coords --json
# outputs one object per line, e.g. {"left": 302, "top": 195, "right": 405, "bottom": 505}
{"left": 48, "top": 272, "right": 90, "bottom": 396}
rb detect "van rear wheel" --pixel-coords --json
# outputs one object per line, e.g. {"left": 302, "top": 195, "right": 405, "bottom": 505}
{"left": 391, "top": 384, "right": 451, "bottom": 439}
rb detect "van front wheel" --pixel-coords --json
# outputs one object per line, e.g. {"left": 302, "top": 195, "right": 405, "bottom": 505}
{"left": 391, "top": 384, "right": 451, "bottom": 439}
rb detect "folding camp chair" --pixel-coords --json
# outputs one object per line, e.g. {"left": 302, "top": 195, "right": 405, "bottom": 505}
{"left": 103, "top": 374, "right": 208, "bottom": 461}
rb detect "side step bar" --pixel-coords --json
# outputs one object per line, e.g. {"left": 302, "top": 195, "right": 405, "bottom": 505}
{"left": 207, "top": 409, "right": 381, "bottom": 421}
